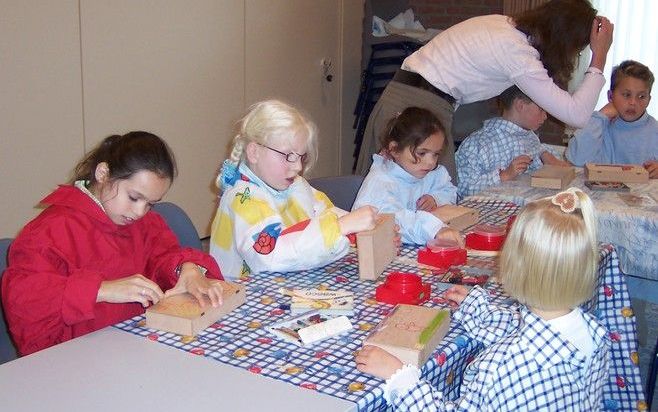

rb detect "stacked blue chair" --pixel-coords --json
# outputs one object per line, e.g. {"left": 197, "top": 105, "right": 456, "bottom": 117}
{"left": 352, "top": 41, "right": 421, "bottom": 171}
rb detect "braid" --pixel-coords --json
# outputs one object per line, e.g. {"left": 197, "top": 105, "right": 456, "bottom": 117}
{"left": 229, "top": 135, "right": 245, "bottom": 165}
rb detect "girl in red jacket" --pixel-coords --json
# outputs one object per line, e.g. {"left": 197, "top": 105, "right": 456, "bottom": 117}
{"left": 2, "top": 131, "right": 223, "bottom": 355}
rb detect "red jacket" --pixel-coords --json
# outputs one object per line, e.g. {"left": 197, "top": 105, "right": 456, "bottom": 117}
{"left": 2, "top": 185, "right": 222, "bottom": 355}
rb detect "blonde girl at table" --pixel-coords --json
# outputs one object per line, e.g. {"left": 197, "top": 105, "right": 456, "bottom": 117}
{"left": 2, "top": 132, "right": 224, "bottom": 356}
{"left": 356, "top": 188, "right": 609, "bottom": 411}
{"left": 352, "top": 107, "right": 462, "bottom": 247}
{"left": 210, "top": 100, "right": 378, "bottom": 279}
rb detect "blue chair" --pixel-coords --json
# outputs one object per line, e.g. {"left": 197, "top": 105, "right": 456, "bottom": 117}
{"left": 308, "top": 175, "right": 365, "bottom": 211}
{"left": 0, "top": 238, "right": 19, "bottom": 364}
{"left": 152, "top": 202, "right": 203, "bottom": 250}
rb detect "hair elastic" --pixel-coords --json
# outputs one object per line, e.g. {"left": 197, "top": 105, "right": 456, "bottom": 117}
{"left": 550, "top": 187, "right": 581, "bottom": 213}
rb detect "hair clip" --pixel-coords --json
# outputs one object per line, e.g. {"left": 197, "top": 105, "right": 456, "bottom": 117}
{"left": 393, "top": 111, "right": 402, "bottom": 119}
{"left": 551, "top": 188, "right": 581, "bottom": 213}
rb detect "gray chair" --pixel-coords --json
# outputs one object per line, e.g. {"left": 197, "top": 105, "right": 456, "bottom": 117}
{"left": 308, "top": 175, "right": 365, "bottom": 211}
{"left": 0, "top": 238, "right": 19, "bottom": 363}
{"left": 152, "top": 202, "right": 202, "bottom": 250}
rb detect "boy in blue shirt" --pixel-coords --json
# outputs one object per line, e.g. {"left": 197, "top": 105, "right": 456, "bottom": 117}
{"left": 456, "top": 86, "right": 568, "bottom": 197}
{"left": 566, "top": 60, "right": 658, "bottom": 178}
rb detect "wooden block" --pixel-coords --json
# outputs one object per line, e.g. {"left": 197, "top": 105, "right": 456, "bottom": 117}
{"left": 363, "top": 304, "right": 451, "bottom": 367}
{"left": 530, "top": 165, "right": 576, "bottom": 189}
{"left": 431, "top": 205, "right": 479, "bottom": 231}
{"left": 585, "top": 163, "right": 649, "bottom": 183}
{"left": 145, "top": 280, "right": 245, "bottom": 336}
{"left": 356, "top": 213, "right": 396, "bottom": 280}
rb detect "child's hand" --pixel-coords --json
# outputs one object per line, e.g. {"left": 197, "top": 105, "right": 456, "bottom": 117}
{"left": 500, "top": 155, "right": 532, "bottom": 181}
{"left": 97, "top": 274, "right": 164, "bottom": 307}
{"left": 166, "top": 263, "right": 223, "bottom": 307}
{"left": 435, "top": 227, "right": 464, "bottom": 248}
{"left": 599, "top": 102, "right": 618, "bottom": 121}
{"left": 444, "top": 285, "right": 469, "bottom": 306}
{"left": 355, "top": 345, "right": 403, "bottom": 380}
{"left": 416, "top": 194, "right": 437, "bottom": 212}
{"left": 644, "top": 160, "right": 658, "bottom": 179}
{"left": 339, "top": 206, "right": 378, "bottom": 235}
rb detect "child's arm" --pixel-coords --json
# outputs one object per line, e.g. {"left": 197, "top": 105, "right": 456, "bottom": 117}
{"left": 498, "top": 155, "right": 532, "bottom": 181}
{"left": 456, "top": 137, "right": 506, "bottom": 197}
{"left": 452, "top": 286, "right": 520, "bottom": 347}
{"left": 356, "top": 346, "right": 491, "bottom": 411}
{"left": 540, "top": 151, "right": 570, "bottom": 166}
{"left": 224, "top": 182, "right": 365, "bottom": 274}
{"left": 2, "top": 227, "right": 111, "bottom": 355}
{"left": 353, "top": 178, "right": 445, "bottom": 245}
{"left": 142, "top": 212, "right": 223, "bottom": 306}
{"left": 425, "top": 167, "right": 458, "bottom": 207}
{"left": 565, "top": 111, "right": 610, "bottom": 166}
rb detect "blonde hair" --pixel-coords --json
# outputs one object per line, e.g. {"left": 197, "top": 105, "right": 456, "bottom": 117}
{"left": 500, "top": 189, "right": 598, "bottom": 310}
{"left": 227, "top": 99, "right": 319, "bottom": 172}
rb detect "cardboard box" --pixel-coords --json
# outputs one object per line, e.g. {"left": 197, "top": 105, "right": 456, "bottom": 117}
{"left": 432, "top": 205, "right": 479, "bottom": 231}
{"left": 530, "top": 165, "right": 576, "bottom": 189}
{"left": 284, "top": 288, "right": 354, "bottom": 316}
{"left": 585, "top": 163, "right": 649, "bottom": 183}
{"left": 363, "top": 304, "right": 451, "bottom": 366}
{"left": 145, "top": 280, "right": 245, "bottom": 336}
{"left": 267, "top": 311, "right": 352, "bottom": 347}
{"left": 356, "top": 213, "right": 396, "bottom": 280}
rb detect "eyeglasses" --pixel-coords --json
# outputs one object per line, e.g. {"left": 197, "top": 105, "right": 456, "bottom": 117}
{"left": 259, "top": 143, "right": 308, "bottom": 164}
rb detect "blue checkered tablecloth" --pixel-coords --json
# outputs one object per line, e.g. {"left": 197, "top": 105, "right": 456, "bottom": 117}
{"left": 115, "top": 199, "right": 645, "bottom": 411}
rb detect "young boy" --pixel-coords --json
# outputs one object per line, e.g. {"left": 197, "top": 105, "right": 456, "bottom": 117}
{"left": 456, "top": 86, "right": 568, "bottom": 197}
{"left": 566, "top": 60, "right": 658, "bottom": 178}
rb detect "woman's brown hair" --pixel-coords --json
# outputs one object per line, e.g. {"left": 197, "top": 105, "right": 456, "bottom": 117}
{"left": 514, "top": 0, "right": 597, "bottom": 90}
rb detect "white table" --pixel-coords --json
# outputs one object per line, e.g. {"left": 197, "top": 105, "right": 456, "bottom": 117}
{"left": 0, "top": 327, "right": 354, "bottom": 412}
{"left": 472, "top": 169, "right": 658, "bottom": 284}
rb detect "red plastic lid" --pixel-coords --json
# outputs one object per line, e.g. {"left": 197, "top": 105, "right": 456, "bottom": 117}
{"left": 426, "top": 238, "right": 461, "bottom": 253}
{"left": 472, "top": 224, "right": 506, "bottom": 237}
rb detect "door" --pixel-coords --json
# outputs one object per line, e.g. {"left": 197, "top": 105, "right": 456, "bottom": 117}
{"left": 245, "top": 0, "right": 341, "bottom": 178}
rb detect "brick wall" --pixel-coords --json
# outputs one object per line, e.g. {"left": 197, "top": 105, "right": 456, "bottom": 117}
{"left": 409, "top": 0, "right": 503, "bottom": 30}
{"left": 408, "top": 0, "right": 567, "bottom": 146}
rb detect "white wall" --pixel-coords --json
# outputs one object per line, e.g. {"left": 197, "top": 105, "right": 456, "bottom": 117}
{"left": 0, "top": 1, "right": 363, "bottom": 238}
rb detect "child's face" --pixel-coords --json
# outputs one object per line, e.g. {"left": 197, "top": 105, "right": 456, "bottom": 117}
{"left": 94, "top": 167, "right": 171, "bottom": 225}
{"left": 516, "top": 100, "right": 547, "bottom": 131}
{"left": 609, "top": 76, "right": 651, "bottom": 122}
{"left": 246, "top": 132, "right": 308, "bottom": 191}
{"left": 388, "top": 132, "right": 444, "bottom": 179}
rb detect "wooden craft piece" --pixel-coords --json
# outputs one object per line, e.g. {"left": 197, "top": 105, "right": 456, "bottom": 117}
{"left": 363, "top": 304, "right": 451, "bottom": 367}
{"left": 585, "top": 163, "right": 649, "bottom": 183}
{"left": 145, "top": 280, "right": 245, "bottom": 336}
{"left": 530, "top": 165, "right": 576, "bottom": 189}
{"left": 431, "top": 205, "right": 479, "bottom": 231}
{"left": 356, "top": 213, "right": 396, "bottom": 280}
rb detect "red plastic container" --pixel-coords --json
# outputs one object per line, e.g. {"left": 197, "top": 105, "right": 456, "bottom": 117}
{"left": 465, "top": 224, "right": 507, "bottom": 251}
{"left": 417, "top": 239, "right": 467, "bottom": 268}
{"left": 375, "top": 272, "right": 431, "bottom": 305}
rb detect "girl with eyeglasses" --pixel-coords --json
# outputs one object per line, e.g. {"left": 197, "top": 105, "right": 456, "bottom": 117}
{"left": 210, "top": 99, "right": 379, "bottom": 279}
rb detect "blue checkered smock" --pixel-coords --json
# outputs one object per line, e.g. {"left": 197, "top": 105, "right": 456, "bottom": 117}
{"left": 456, "top": 117, "right": 549, "bottom": 198}
{"left": 387, "top": 287, "right": 609, "bottom": 411}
